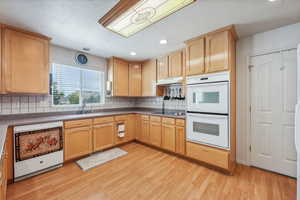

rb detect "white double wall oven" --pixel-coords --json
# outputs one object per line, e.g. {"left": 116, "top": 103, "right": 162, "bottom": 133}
{"left": 186, "top": 72, "right": 230, "bottom": 150}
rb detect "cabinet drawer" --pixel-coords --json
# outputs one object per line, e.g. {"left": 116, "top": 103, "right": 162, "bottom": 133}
{"left": 150, "top": 116, "right": 161, "bottom": 123}
{"left": 64, "top": 119, "right": 92, "bottom": 129}
{"left": 176, "top": 119, "right": 185, "bottom": 127}
{"left": 186, "top": 142, "right": 229, "bottom": 170}
{"left": 162, "top": 117, "right": 175, "bottom": 125}
{"left": 94, "top": 116, "right": 114, "bottom": 124}
{"left": 114, "top": 115, "right": 129, "bottom": 121}
{"left": 141, "top": 115, "right": 149, "bottom": 121}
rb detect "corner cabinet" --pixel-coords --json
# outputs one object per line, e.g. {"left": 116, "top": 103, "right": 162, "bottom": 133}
{"left": 0, "top": 25, "right": 50, "bottom": 94}
{"left": 129, "top": 63, "right": 142, "bottom": 96}
{"left": 185, "top": 25, "right": 237, "bottom": 76}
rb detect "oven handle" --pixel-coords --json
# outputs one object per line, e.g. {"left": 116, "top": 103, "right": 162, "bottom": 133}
{"left": 186, "top": 113, "right": 228, "bottom": 119}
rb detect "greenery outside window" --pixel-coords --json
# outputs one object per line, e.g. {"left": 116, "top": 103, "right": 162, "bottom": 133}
{"left": 51, "top": 63, "right": 104, "bottom": 106}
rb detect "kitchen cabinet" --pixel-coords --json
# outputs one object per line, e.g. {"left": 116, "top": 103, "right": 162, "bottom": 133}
{"left": 108, "top": 57, "right": 129, "bottom": 96}
{"left": 64, "top": 121, "right": 93, "bottom": 161}
{"left": 185, "top": 37, "right": 205, "bottom": 76}
{"left": 0, "top": 143, "right": 8, "bottom": 200}
{"left": 168, "top": 50, "right": 183, "bottom": 78}
{"left": 186, "top": 142, "right": 230, "bottom": 170}
{"left": 205, "top": 31, "right": 230, "bottom": 73}
{"left": 161, "top": 118, "right": 176, "bottom": 152}
{"left": 185, "top": 25, "right": 237, "bottom": 76}
{"left": 129, "top": 63, "right": 142, "bottom": 96}
{"left": 0, "top": 25, "right": 50, "bottom": 94}
{"left": 157, "top": 56, "right": 169, "bottom": 80}
{"left": 140, "top": 116, "right": 150, "bottom": 143}
{"left": 142, "top": 59, "right": 157, "bottom": 96}
{"left": 93, "top": 120, "right": 115, "bottom": 151}
{"left": 127, "top": 115, "right": 136, "bottom": 141}
{"left": 149, "top": 116, "right": 162, "bottom": 147}
{"left": 175, "top": 126, "right": 185, "bottom": 155}
{"left": 135, "top": 115, "right": 142, "bottom": 141}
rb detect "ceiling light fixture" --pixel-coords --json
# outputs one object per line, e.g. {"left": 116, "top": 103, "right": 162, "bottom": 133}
{"left": 268, "top": 0, "right": 277, "bottom": 2}
{"left": 98, "top": 0, "right": 197, "bottom": 38}
{"left": 130, "top": 51, "right": 137, "bottom": 56}
{"left": 160, "top": 39, "right": 168, "bottom": 44}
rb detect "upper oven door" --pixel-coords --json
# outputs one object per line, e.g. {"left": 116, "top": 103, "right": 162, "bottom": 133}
{"left": 187, "top": 81, "right": 229, "bottom": 114}
{"left": 186, "top": 113, "right": 229, "bottom": 149}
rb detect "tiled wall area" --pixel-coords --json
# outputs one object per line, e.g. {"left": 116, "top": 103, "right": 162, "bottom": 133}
{"left": 135, "top": 97, "right": 186, "bottom": 110}
{"left": 0, "top": 95, "right": 136, "bottom": 115}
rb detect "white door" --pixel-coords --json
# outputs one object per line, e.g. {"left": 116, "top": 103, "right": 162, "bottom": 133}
{"left": 250, "top": 49, "right": 297, "bottom": 177}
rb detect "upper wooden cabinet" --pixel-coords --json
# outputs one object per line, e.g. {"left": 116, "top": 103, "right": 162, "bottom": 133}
{"left": 0, "top": 25, "right": 50, "bottom": 94}
{"left": 108, "top": 57, "right": 129, "bottom": 96}
{"left": 157, "top": 56, "right": 169, "bottom": 80}
{"left": 142, "top": 59, "right": 157, "bottom": 96}
{"left": 168, "top": 50, "right": 183, "bottom": 78}
{"left": 205, "top": 31, "right": 230, "bottom": 73}
{"left": 185, "top": 25, "right": 237, "bottom": 76}
{"left": 185, "top": 37, "right": 205, "bottom": 76}
{"left": 129, "top": 63, "right": 142, "bottom": 96}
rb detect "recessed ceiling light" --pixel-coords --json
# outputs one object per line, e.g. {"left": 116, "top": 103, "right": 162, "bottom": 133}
{"left": 130, "top": 52, "right": 137, "bottom": 56}
{"left": 160, "top": 39, "right": 168, "bottom": 44}
{"left": 98, "top": 0, "right": 197, "bottom": 38}
{"left": 268, "top": 0, "right": 277, "bottom": 2}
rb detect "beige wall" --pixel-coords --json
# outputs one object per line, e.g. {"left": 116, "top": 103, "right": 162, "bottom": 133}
{"left": 236, "top": 22, "right": 300, "bottom": 165}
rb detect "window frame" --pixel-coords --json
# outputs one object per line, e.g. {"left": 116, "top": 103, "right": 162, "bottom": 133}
{"left": 51, "top": 63, "right": 105, "bottom": 107}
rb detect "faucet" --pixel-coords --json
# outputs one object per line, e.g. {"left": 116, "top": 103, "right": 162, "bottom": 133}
{"left": 79, "top": 99, "right": 87, "bottom": 114}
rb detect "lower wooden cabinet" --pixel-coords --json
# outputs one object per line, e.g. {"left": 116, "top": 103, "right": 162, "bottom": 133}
{"left": 161, "top": 123, "right": 176, "bottom": 152}
{"left": 149, "top": 121, "right": 162, "bottom": 147}
{"left": 175, "top": 126, "right": 185, "bottom": 155}
{"left": 186, "top": 142, "right": 230, "bottom": 170}
{"left": 141, "top": 119, "right": 150, "bottom": 143}
{"left": 115, "top": 120, "right": 128, "bottom": 145}
{"left": 64, "top": 126, "right": 93, "bottom": 161}
{"left": 0, "top": 143, "right": 8, "bottom": 200}
{"left": 93, "top": 122, "right": 115, "bottom": 151}
{"left": 127, "top": 115, "right": 136, "bottom": 141}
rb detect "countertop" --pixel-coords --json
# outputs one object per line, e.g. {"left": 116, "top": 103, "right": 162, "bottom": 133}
{"left": 0, "top": 108, "right": 186, "bottom": 158}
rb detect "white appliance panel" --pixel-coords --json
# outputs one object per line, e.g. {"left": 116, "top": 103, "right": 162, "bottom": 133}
{"left": 187, "top": 82, "right": 229, "bottom": 114}
{"left": 186, "top": 113, "right": 229, "bottom": 149}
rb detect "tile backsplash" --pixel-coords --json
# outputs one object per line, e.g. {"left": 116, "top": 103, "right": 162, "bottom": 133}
{"left": 0, "top": 95, "right": 136, "bottom": 115}
{"left": 135, "top": 97, "right": 186, "bottom": 110}
{"left": 0, "top": 95, "right": 186, "bottom": 115}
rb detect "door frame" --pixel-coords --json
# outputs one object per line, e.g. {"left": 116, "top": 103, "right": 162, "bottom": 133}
{"left": 244, "top": 45, "right": 297, "bottom": 166}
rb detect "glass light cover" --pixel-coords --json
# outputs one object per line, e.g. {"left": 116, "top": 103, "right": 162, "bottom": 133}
{"left": 106, "top": 0, "right": 196, "bottom": 37}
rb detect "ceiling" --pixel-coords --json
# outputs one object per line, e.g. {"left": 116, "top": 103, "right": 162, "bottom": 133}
{"left": 0, "top": 0, "right": 300, "bottom": 61}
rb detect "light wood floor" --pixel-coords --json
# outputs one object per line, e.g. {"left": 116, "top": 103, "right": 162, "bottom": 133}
{"left": 7, "top": 142, "right": 296, "bottom": 200}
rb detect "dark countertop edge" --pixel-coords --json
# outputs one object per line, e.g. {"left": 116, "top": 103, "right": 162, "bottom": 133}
{"left": 0, "top": 108, "right": 186, "bottom": 158}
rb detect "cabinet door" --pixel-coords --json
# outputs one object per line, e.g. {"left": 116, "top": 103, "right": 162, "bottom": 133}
{"left": 114, "top": 58, "right": 129, "bottom": 96}
{"left": 127, "top": 115, "right": 136, "bottom": 141}
{"left": 64, "top": 126, "right": 92, "bottom": 161}
{"left": 135, "top": 115, "right": 142, "bottom": 141}
{"left": 157, "top": 56, "right": 169, "bottom": 80}
{"left": 129, "top": 63, "right": 142, "bottom": 96}
{"left": 175, "top": 126, "right": 185, "bottom": 155}
{"left": 185, "top": 38, "right": 205, "bottom": 76}
{"left": 142, "top": 59, "right": 157, "bottom": 96}
{"left": 205, "top": 31, "right": 229, "bottom": 73}
{"left": 141, "top": 120, "right": 150, "bottom": 143}
{"left": 169, "top": 50, "right": 183, "bottom": 77}
{"left": 93, "top": 122, "right": 115, "bottom": 152}
{"left": 162, "top": 124, "right": 176, "bottom": 152}
{"left": 2, "top": 28, "right": 49, "bottom": 94}
{"left": 150, "top": 122, "right": 162, "bottom": 147}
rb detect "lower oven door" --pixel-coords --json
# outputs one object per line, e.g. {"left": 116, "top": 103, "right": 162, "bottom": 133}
{"left": 186, "top": 113, "right": 229, "bottom": 149}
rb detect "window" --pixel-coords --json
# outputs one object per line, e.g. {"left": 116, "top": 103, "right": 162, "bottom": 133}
{"left": 51, "top": 64, "right": 104, "bottom": 106}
